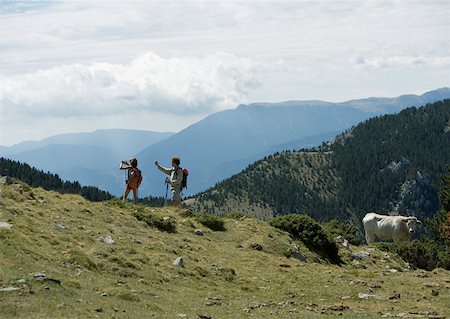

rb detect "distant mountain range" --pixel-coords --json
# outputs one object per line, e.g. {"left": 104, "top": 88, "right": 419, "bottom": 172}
{"left": 190, "top": 99, "right": 450, "bottom": 224}
{"left": 137, "top": 87, "right": 450, "bottom": 196}
{"left": 0, "top": 129, "right": 173, "bottom": 195}
{"left": 1, "top": 88, "right": 449, "bottom": 197}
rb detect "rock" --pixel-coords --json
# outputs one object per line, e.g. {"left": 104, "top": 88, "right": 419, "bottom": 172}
{"left": 388, "top": 293, "right": 400, "bottom": 300}
{"left": 177, "top": 314, "right": 187, "bottom": 318}
{"left": 38, "top": 199, "right": 46, "bottom": 204}
{"left": 431, "top": 289, "right": 439, "bottom": 297}
{"left": 95, "top": 307, "right": 103, "bottom": 313}
{"left": 357, "top": 293, "right": 383, "bottom": 300}
{"left": 368, "top": 281, "right": 382, "bottom": 288}
{"left": 198, "top": 315, "right": 213, "bottom": 319}
{"left": 250, "top": 243, "right": 263, "bottom": 251}
{"left": 350, "top": 279, "right": 366, "bottom": 285}
{"left": 416, "top": 272, "right": 428, "bottom": 278}
{"left": 388, "top": 268, "right": 398, "bottom": 273}
{"left": 132, "top": 239, "right": 142, "bottom": 244}
{"left": 335, "top": 236, "right": 350, "bottom": 249}
{"left": 0, "top": 287, "right": 20, "bottom": 292}
{"left": 194, "top": 229, "right": 204, "bottom": 236}
{"left": 351, "top": 251, "right": 370, "bottom": 260}
{"left": 205, "top": 297, "right": 222, "bottom": 306}
{"left": 57, "top": 224, "right": 67, "bottom": 231}
{"left": 342, "top": 239, "right": 349, "bottom": 248}
{"left": 422, "top": 282, "right": 439, "bottom": 288}
{"left": 0, "top": 222, "right": 13, "bottom": 229}
{"left": 292, "top": 245, "right": 307, "bottom": 262}
{"left": 33, "top": 272, "right": 62, "bottom": 285}
{"left": 279, "top": 263, "right": 291, "bottom": 268}
{"left": 99, "top": 236, "right": 114, "bottom": 244}
{"left": 173, "top": 257, "right": 184, "bottom": 267}
{"left": 328, "top": 305, "right": 349, "bottom": 311}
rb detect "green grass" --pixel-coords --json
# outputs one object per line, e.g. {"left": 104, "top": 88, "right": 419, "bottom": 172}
{"left": 0, "top": 181, "right": 449, "bottom": 318}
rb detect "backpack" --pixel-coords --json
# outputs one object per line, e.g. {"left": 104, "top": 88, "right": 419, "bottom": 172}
{"left": 178, "top": 167, "right": 188, "bottom": 189}
{"left": 128, "top": 167, "right": 142, "bottom": 189}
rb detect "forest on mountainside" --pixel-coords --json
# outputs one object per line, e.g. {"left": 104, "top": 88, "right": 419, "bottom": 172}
{"left": 195, "top": 99, "right": 450, "bottom": 225}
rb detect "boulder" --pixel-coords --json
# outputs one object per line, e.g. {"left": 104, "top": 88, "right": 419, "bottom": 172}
{"left": 194, "top": 229, "right": 204, "bottom": 236}
{"left": 250, "top": 243, "right": 263, "bottom": 251}
{"left": 351, "top": 251, "right": 370, "bottom": 260}
{"left": 0, "top": 222, "right": 13, "bottom": 229}
{"left": 0, "top": 287, "right": 20, "bottom": 292}
{"left": 357, "top": 293, "right": 383, "bottom": 300}
{"left": 173, "top": 257, "right": 184, "bottom": 267}
{"left": 99, "top": 236, "right": 114, "bottom": 244}
{"left": 292, "top": 245, "right": 307, "bottom": 262}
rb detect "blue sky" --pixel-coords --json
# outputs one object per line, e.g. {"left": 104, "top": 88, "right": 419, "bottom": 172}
{"left": 0, "top": 0, "right": 449, "bottom": 145}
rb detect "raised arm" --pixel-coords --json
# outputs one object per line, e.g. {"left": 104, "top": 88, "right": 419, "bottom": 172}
{"left": 155, "top": 161, "right": 171, "bottom": 175}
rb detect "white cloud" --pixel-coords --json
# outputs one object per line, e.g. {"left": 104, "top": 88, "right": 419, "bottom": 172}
{"left": 0, "top": 1, "right": 449, "bottom": 145}
{"left": 353, "top": 55, "right": 450, "bottom": 70}
{"left": 0, "top": 52, "right": 260, "bottom": 121}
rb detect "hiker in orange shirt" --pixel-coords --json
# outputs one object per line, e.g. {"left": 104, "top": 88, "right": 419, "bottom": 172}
{"left": 120, "top": 157, "right": 142, "bottom": 203}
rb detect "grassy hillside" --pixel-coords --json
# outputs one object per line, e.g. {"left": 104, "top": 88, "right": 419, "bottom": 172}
{"left": 1, "top": 180, "right": 449, "bottom": 318}
{"left": 192, "top": 99, "right": 450, "bottom": 225}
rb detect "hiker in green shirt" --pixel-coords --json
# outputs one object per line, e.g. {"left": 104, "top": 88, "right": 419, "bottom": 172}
{"left": 155, "top": 157, "right": 183, "bottom": 207}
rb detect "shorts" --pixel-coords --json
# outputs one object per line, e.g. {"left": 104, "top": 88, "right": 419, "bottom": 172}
{"left": 126, "top": 183, "right": 137, "bottom": 191}
{"left": 172, "top": 189, "right": 182, "bottom": 204}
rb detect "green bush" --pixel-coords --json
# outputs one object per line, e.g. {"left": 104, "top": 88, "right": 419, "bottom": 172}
{"left": 392, "top": 240, "right": 450, "bottom": 271}
{"left": 196, "top": 213, "right": 226, "bottom": 231}
{"left": 323, "top": 219, "right": 362, "bottom": 245}
{"left": 270, "top": 214, "right": 340, "bottom": 263}
{"left": 133, "top": 210, "right": 177, "bottom": 233}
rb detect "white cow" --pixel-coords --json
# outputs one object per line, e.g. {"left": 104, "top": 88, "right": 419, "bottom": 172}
{"left": 362, "top": 212, "right": 422, "bottom": 244}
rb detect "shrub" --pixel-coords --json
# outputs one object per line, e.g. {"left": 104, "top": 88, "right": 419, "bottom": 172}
{"left": 323, "top": 219, "right": 362, "bottom": 245}
{"left": 270, "top": 214, "right": 340, "bottom": 263}
{"left": 133, "top": 210, "right": 177, "bottom": 233}
{"left": 196, "top": 213, "right": 226, "bottom": 231}
{"left": 392, "top": 240, "right": 450, "bottom": 271}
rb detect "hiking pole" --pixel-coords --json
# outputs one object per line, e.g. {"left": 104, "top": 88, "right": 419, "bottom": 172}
{"left": 164, "top": 180, "right": 169, "bottom": 206}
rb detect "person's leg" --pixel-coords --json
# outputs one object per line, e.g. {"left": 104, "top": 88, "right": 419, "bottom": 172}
{"left": 132, "top": 188, "right": 137, "bottom": 203}
{"left": 123, "top": 185, "right": 131, "bottom": 201}
{"left": 171, "top": 190, "right": 181, "bottom": 208}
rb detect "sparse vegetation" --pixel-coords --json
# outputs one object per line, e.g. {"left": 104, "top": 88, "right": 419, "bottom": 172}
{"left": 1, "top": 178, "right": 449, "bottom": 318}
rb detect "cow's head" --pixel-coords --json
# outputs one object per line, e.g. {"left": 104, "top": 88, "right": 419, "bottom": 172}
{"left": 403, "top": 217, "right": 422, "bottom": 233}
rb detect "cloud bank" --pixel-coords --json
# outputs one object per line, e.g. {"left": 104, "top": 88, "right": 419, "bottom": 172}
{"left": 0, "top": 52, "right": 260, "bottom": 122}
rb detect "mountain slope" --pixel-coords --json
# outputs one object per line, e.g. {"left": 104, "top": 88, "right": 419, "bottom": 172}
{"left": 138, "top": 88, "right": 450, "bottom": 197}
{"left": 1, "top": 181, "right": 449, "bottom": 318}
{"left": 191, "top": 99, "right": 450, "bottom": 224}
